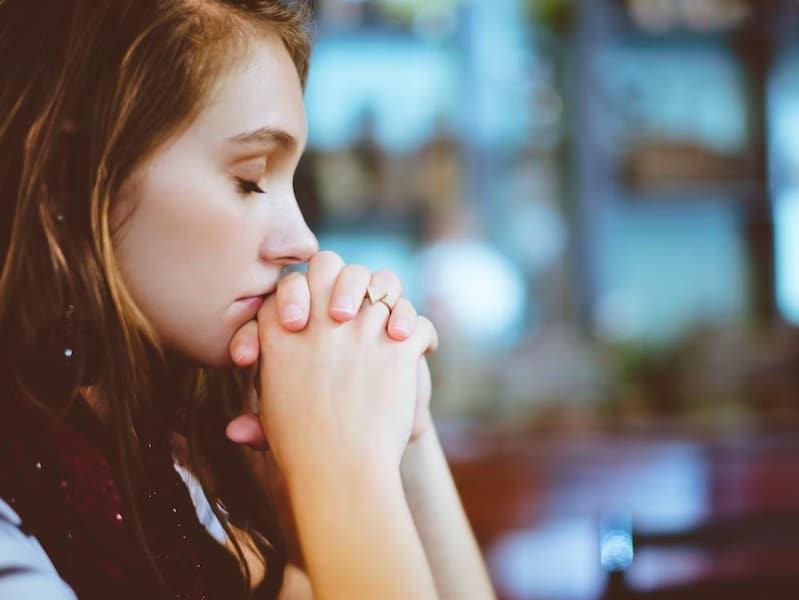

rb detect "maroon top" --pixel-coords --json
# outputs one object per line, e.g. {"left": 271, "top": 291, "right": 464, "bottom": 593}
{"left": 0, "top": 390, "right": 265, "bottom": 599}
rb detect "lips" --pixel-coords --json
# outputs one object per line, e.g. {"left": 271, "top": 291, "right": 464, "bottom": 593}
{"left": 234, "top": 286, "right": 276, "bottom": 313}
{"left": 236, "top": 295, "right": 265, "bottom": 310}
{"left": 236, "top": 286, "right": 276, "bottom": 303}
{"left": 237, "top": 294, "right": 265, "bottom": 302}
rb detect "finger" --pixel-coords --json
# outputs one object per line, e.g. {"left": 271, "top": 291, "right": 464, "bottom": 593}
{"left": 256, "top": 291, "right": 282, "bottom": 334}
{"left": 407, "top": 316, "right": 439, "bottom": 356}
{"left": 329, "top": 263, "right": 371, "bottom": 322}
{"left": 225, "top": 413, "right": 270, "bottom": 451}
{"left": 361, "top": 269, "right": 403, "bottom": 329}
{"left": 386, "top": 297, "right": 416, "bottom": 340}
{"left": 306, "top": 251, "right": 346, "bottom": 323}
{"left": 229, "top": 320, "right": 260, "bottom": 366}
{"left": 366, "top": 269, "right": 403, "bottom": 308}
{"left": 276, "top": 271, "right": 311, "bottom": 331}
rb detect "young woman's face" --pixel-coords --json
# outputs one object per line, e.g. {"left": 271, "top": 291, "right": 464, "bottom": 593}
{"left": 112, "top": 31, "right": 318, "bottom": 367}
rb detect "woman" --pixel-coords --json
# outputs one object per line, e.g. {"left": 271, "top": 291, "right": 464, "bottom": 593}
{"left": 0, "top": 0, "right": 495, "bottom": 598}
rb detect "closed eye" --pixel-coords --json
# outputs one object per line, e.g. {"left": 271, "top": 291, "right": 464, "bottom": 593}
{"left": 236, "top": 178, "right": 266, "bottom": 195}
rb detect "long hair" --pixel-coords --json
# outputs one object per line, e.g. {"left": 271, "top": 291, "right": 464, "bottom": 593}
{"left": 0, "top": 0, "right": 312, "bottom": 593}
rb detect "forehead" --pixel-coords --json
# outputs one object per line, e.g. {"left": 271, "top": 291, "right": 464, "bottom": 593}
{"left": 186, "top": 30, "right": 307, "bottom": 150}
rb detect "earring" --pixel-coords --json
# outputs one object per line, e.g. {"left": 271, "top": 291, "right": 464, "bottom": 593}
{"left": 19, "top": 302, "right": 101, "bottom": 400}
{"left": 63, "top": 303, "right": 77, "bottom": 360}
{"left": 60, "top": 302, "right": 100, "bottom": 387}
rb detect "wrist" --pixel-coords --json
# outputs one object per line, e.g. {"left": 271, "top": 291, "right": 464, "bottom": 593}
{"left": 400, "top": 424, "right": 442, "bottom": 490}
{"left": 284, "top": 453, "right": 439, "bottom": 599}
{"left": 285, "top": 450, "right": 402, "bottom": 507}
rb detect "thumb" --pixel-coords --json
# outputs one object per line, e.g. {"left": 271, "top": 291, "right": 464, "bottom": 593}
{"left": 225, "top": 413, "right": 270, "bottom": 451}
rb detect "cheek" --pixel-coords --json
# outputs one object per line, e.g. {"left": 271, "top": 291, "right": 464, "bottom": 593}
{"left": 118, "top": 171, "right": 243, "bottom": 282}
{"left": 113, "top": 173, "right": 251, "bottom": 361}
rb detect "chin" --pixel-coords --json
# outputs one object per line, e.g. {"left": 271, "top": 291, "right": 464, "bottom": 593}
{"left": 206, "top": 353, "right": 236, "bottom": 369}
{"left": 172, "top": 338, "right": 236, "bottom": 369}
{"left": 164, "top": 320, "right": 243, "bottom": 369}
{"left": 204, "top": 342, "right": 238, "bottom": 368}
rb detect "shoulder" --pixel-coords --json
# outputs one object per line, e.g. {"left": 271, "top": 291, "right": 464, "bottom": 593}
{"left": 0, "top": 498, "right": 77, "bottom": 599}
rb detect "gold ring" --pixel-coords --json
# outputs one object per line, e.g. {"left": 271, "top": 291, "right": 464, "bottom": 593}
{"left": 367, "top": 286, "right": 396, "bottom": 312}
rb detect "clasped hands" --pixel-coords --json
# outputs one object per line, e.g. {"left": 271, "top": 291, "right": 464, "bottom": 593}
{"left": 224, "top": 251, "right": 438, "bottom": 473}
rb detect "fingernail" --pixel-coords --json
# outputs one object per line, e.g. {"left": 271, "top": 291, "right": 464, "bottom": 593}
{"left": 391, "top": 318, "right": 411, "bottom": 337}
{"left": 331, "top": 298, "right": 355, "bottom": 317}
{"left": 281, "top": 304, "right": 304, "bottom": 324}
{"left": 234, "top": 346, "right": 249, "bottom": 363}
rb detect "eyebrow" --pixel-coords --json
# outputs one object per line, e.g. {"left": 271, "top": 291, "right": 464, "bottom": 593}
{"left": 227, "top": 126, "right": 297, "bottom": 149}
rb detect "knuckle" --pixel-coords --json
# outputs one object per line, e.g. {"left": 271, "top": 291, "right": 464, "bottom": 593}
{"left": 309, "top": 251, "right": 345, "bottom": 279}
{"left": 371, "top": 270, "right": 402, "bottom": 296}
{"left": 314, "top": 250, "right": 343, "bottom": 266}
{"left": 281, "top": 271, "right": 307, "bottom": 284}
{"left": 373, "top": 269, "right": 400, "bottom": 285}
{"left": 394, "top": 297, "right": 416, "bottom": 316}
{"left": 279, "top": 271, "right": 308, "bottom": 292}
{"left": 418, "top": 317, "right": 439, "bottom": 346}
{"left": 343, "top": 263, "right": 370, "bottom": 281}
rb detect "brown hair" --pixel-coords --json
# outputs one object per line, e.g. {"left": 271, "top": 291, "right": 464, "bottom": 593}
{"left": 0, "top": 0, "right": 312, "bottom": 594}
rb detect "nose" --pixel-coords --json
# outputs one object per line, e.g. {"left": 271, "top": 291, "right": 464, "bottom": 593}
{"left": 258, "top": 194, "right": 319, "bottom": 266}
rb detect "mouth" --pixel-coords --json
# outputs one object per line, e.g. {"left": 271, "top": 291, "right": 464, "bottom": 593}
{"left": 235, "top": 287, "right": 276, "bottom": 310}
{"left": 236, "top": 295, "right": 265, "bottom": 307}
{"left": 237, "top": 284, "right": 277, "bottom": 301}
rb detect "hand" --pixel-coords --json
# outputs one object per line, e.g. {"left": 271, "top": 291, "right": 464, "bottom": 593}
{"left": 226, "top": 255, "right": 434, "bottom": 449}
{"left": 227, "top": 263, "right": 419, "bottom": 360}
{"left": 247, "top": 251, "right": 438, "bottom": 478}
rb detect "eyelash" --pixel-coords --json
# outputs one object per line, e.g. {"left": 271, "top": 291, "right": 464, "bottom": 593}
{"left": 236, "top": 178, "right": 266, "bottom": 195}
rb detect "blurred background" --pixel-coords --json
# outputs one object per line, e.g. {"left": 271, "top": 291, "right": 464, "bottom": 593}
{"left": 296, "top": 0, "right": 799, "bottom": 598}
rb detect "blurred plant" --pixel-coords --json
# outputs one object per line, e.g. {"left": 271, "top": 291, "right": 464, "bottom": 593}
{"left": 373, "top": 0, "right": 457, "bottom": 26}
{"left": 525, "top": 0, "right": 574, "bottom": 33}
{"left": 595, "top": 323, "right": 799, "bottom": 428}
{"left": 601, "top": 339, "right": 689, "bottom": 420}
